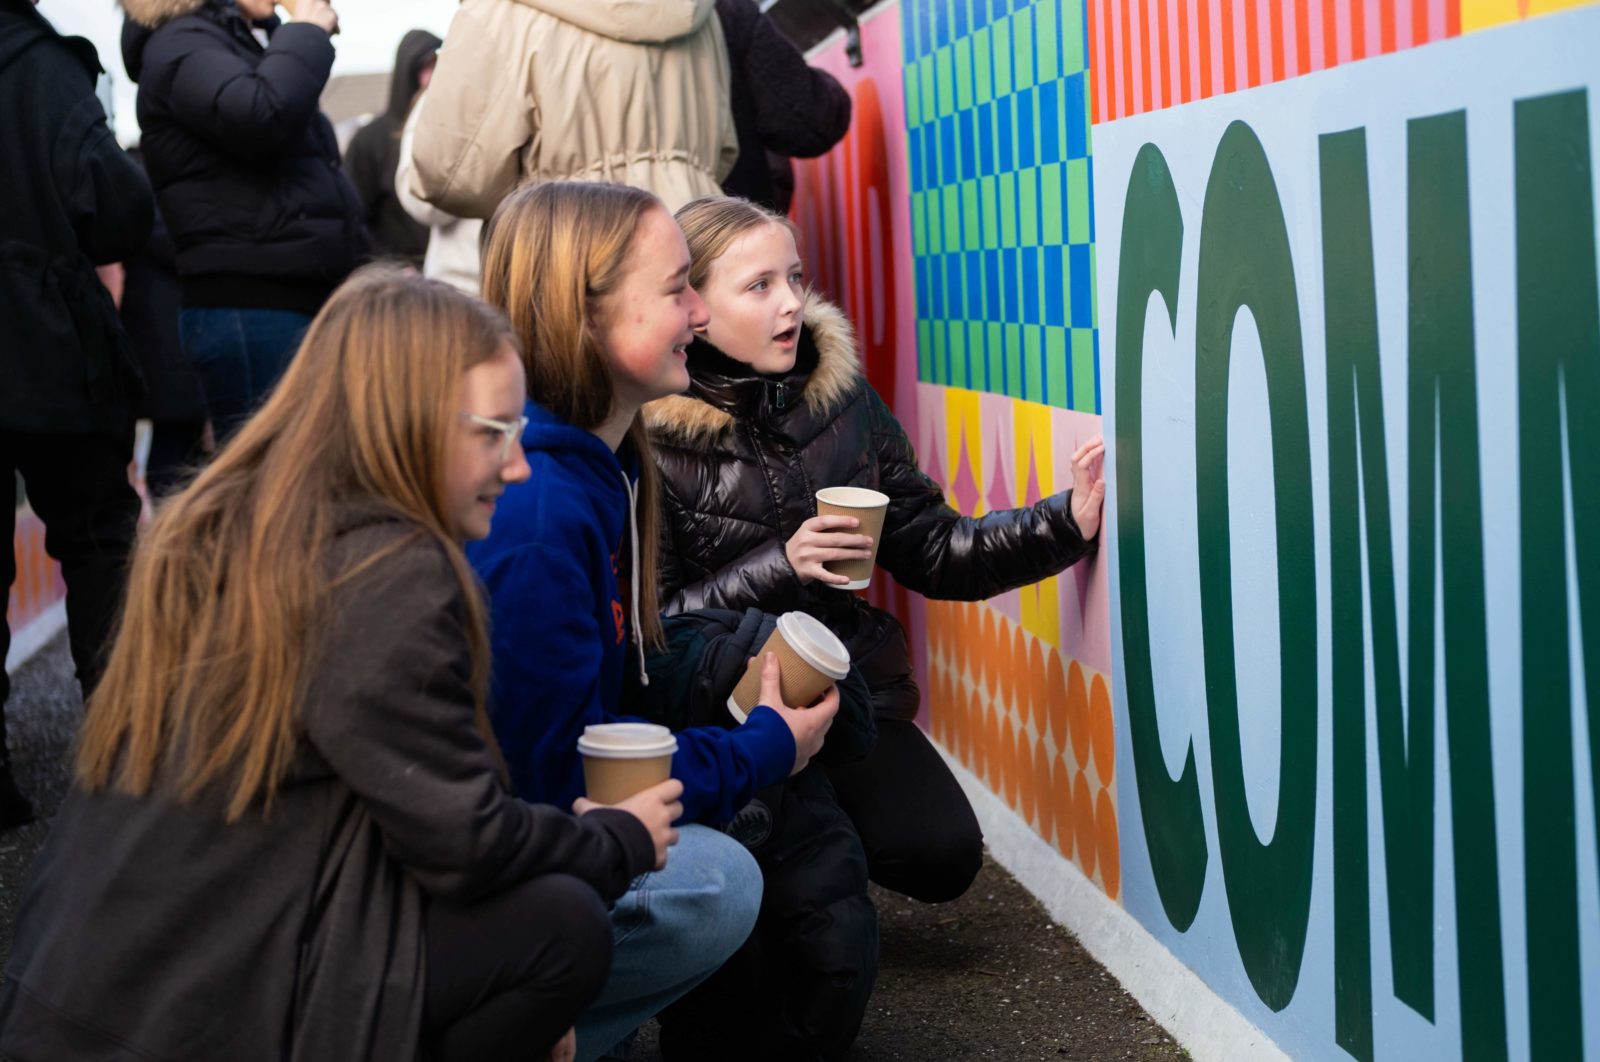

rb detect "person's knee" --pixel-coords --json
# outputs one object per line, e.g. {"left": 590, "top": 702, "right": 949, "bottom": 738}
{"left": 872, "top": 818, "right": 983, "bottom": 903}
{"left": 671, "top": 826, "right": 763, "bottom": 974}
{"left": 522, "top": 874, "right": 614, "bottom": 1002}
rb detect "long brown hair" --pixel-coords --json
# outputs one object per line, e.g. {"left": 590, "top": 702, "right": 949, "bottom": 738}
{"left": 675, "top": 195, "right": 799, "bottom": 292}
{"left": 76, "top": 267, "right": 515, "bottom": 821}
{"left": 479, "top": 181, "right": 667, "bottom": 648}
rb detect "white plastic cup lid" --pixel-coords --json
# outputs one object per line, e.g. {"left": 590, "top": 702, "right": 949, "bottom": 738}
{"left": 775, "top": 611, "right": 851, "bottom": 679}
{"left": 578, "top": 722, "right": 678, "bottom": 758}
{"left": 815, "top": 486, "right": 890, "bottom": 509}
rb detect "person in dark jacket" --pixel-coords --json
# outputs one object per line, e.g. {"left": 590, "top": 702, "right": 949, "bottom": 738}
{"left": 629, "top": 607, "right": 880, "bottom": 1061}
{"left": 651, "top": 197, "right": 1107, "bottom": 907}
{"left": 343, "top": 29, "right": 438, "bottom": 264}
{"left": 122, "top": 148, "right": 209, "bottom": 499}
{"left": 0, "top": 0, "right": 153, "bottom": 831}
{"left": 715, "top": 0, "right": 850, "bottom": 212}
{"left": 120, "top": 0, "right": 367, "bottom": 440}
{"left": 0, "top": 268, "right": 681, "bottom": 1062}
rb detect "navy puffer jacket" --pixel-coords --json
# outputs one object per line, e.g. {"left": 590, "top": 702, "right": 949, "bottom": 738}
{"left": 120, "top": 0, "right": 365, "bottom": 314}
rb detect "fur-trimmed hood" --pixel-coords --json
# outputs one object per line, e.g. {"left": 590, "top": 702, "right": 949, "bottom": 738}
{"left": 645, "top": 297, "right": 860, "bottom": 446}
{"left": 120, "top": 0, "right": 210, "bottom": 30}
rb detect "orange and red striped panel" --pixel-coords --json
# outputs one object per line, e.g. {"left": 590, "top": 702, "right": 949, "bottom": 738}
{"left": 1090, "top": 0, "right": 1461, "bottom": 122}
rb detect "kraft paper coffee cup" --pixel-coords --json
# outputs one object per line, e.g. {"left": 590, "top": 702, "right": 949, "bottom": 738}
{"left": 815, "top": 486, "right": 889, "bottom": 590}
{"left": 577, "top": 723, "right": 678, "bottom": 805}
{"left": 728, "top": 611, "right": 851, "bottom": 723}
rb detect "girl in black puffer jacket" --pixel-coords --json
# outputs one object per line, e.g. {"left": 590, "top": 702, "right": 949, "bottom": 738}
{"left": 649, "top": 196, "right": 1107, "bottom": 910}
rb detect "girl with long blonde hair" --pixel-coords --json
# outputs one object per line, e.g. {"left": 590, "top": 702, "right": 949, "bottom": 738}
{"left": 471, "top": 181, "right": 841, "bottom": 1060}
{"left": 0, "top": 267, "right": 680, "bottom": 1062}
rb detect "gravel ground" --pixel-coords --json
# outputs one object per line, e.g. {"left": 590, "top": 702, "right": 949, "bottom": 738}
{"left": 1, "top": 632, "right": 1186, "bottom": 1061}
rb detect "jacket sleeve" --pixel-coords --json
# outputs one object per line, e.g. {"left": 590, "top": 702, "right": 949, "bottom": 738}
{"left": 869, "top": 389, "right": 1097, "bottom": 600}
{"left": 302, "top": 539, "right": 655, "bottom": 905}
{"left": 658, "top": 471, "right": 802, "bottom": 616}
{"left": 723, "top": 0, "right": 851, "bottom": 159}
{"left": 52, "top": 77, "right": 153, "bottom": 265}
{"left": 395, "top": 100, "right": 456, "bottom": 228}
{"left": 408, "top": 4, "right": 533, "bottom": 219}
{"left": 148, "top": 21, "right": 335, "bottom": 162}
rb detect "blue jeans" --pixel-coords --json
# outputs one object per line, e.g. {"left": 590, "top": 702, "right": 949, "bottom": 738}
{"left": 575, "top": 825, "right": 762, "bottom": 1062}
{"left": 179, "top": 308, "right": 312, "bottom": 440}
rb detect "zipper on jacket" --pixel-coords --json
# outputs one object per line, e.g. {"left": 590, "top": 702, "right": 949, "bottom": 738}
{"left": 772, "top": 381, "right": 789, "bottom": 410}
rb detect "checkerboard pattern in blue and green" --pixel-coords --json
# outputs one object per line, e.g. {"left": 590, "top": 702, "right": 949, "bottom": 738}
{"left": 903, "top": 0, "right": 1099, "bottom": 413}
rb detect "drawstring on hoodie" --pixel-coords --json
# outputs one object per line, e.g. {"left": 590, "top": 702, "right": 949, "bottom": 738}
{"left": 620, "top": 471, "right": 650, "bottom": 687}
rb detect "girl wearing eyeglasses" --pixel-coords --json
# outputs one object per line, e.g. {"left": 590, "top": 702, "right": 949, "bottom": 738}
{"left": 0, "top": 268, "right": 679, "bottom": 1062}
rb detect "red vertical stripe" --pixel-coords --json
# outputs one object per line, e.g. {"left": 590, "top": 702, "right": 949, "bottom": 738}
{"left": 1087, "top": 0, "right": 1101, "bottom": 122}
{"left": 1103, "top": 0, "right": 1119, "bottom": 121}
{"left": 1412, "top": 0, "right": 1428, "bottom": 43}
{"left": 1243, "top": 0, "right": 1260, "bottom": 88}
{"left": 1220, "top": 0, "right": 1237, "bottom": 94}
{"left": 1175, "top": 0, "right": 1192, "bottom": 103}
{"left": 1379, "top": 0, "right": 1396, "bottom": 52}
{"left": 1268, "top": 2, "right": 1285, "bottom": 82}
{"left": 1120, "top": 0, "right": 1137, "bottom": 116}
{"left": 1197, "top": 0, "right": 1214, "bottom": 99}
{"left": 1446, "top": 0, "right": 1460, "bottom": 37}
{"left": 1139, "top": 0, "right": 1154, "bottom": 112}
{"left": 1350, "top": 0, "right": 1366, "bottom": 59}
{"left": 1323, "top": 0, "right": 1338, "bottom": 67}
{"left": 1295, "top": 0, "right": 1311, "bottom": 74}
{"left": 1156, "top": 0, "right": 1172, "bottom": 111}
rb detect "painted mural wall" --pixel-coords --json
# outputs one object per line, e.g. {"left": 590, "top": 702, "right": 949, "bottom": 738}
{"left": 793, "top": 0, "right": 1598, "bottom": 1059}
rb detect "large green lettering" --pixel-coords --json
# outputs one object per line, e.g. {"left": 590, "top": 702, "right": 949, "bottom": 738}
{"left": 1320, "top": 128, "right": 1437, "bottom": 1061}
{"left": 1514, "top": 88, "right": 1600, "bottom": 1062}
{"left": 1193, "top": 121, "right": 1317, "bottom": 1011}
{"left": 1114, "top": 142, "right": 1209, "bottom": 931}
{"left": 1407, "top": 110, "right": 1506, "bottom": 1060}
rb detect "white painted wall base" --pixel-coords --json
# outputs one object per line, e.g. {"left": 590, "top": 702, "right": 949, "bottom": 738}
{"left": 938, "top": 747, "right": 1291, "bottom": 1062}
{"left": 5, "top": 600, "right": 67, "bottom": 675}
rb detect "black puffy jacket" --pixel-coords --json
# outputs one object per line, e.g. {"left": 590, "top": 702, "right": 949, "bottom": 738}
{"left": 647, "top": 299, "right": 1096, "bottom": 721}
{"left": 0, "top": 0, "right": 153, "bottom": 434}
{"left": 120, "top": 0, "right": 365, "bottom": 315}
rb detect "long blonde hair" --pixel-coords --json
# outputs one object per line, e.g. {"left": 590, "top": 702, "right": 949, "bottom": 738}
{"left": 479, "top": 181, "right": 667, "bottom": 648}
{"left": 76, "top": 267, "right": 515, "bottom": 821}
{"left": 675, "top": 195, "right": 799, "bottom": 293}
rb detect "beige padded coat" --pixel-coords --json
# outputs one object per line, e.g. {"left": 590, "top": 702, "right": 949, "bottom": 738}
{"left": 409, "top": 0, "right": 738, "bottom": 219}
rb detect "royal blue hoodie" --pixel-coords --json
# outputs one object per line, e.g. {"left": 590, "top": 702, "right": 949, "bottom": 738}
{"left": 468, "top": 400, "right": 796, "bottom": 824}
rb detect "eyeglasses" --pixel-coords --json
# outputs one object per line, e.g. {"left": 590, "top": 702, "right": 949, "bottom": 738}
{"left": 460, "top": 412, "right": 529, "bottom": 462}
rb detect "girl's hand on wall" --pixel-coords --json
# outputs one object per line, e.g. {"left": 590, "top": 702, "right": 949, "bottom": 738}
{"left": 749, "top": 652, "right": 839, "bottom": 774}
{"left": 574, "top": 778, "right": 683, "bottom": 870}
{"left": 785, "top": 515, "right": 875, "bottom": 585}
{"left": 1070, "top": 435, "right": 1107, "bottom": 540}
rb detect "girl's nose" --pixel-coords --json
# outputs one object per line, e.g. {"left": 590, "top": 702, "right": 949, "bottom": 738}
{"left": 503, "top": 441, "right": 532, "bottom": 484}
{"left": 685, "top": 285, "right": 710, "bottom": 330}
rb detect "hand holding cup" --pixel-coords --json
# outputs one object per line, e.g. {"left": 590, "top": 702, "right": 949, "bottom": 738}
{"left": 574, "top": 777, "right": 683, "bottom": 871}
{"left": 283, "top": 0, "right": 339, "bottom": 35}
{"left": 749, "top": 652, "right": 838, "bottom": 776}
{"left": 785, "top": 515, "right": 874, "bottom": 586}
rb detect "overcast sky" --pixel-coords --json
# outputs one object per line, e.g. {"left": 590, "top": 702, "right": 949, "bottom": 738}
{"left": 37, "top": 0, "right": 460, "bottom": 142}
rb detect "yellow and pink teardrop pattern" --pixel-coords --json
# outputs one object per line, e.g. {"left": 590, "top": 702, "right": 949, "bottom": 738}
{"left": 924, "top": 598, "right": 1120, "bottom": 900}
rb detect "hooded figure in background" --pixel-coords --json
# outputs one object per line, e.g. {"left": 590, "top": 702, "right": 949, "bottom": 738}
{"left": 409, "top": 0, "right": 737, "bottom": 217}
{"left": 343, "top": 29, "right": 439, "bottom": 264}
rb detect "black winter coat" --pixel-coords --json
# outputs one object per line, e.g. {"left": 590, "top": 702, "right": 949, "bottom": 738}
{"left": 0, "top": 0, "right": 153, "bottom": 434}
{"left": 0, "top": 517, "right": 653, "bottom": 1062}
{"left": 629, "top": 606, "right": 878, "bottom": 1059}
{"left": 647, "top": 299, "right": 1096, "bottom": 722}
{"left": 121, "top": 0, "right": 366, "bottom": 315}
{"left": 342, "top": 29, "right": 438, "bottom": 263}
{"left": 715, "top": 0, "right": 850, "bottom": 211}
